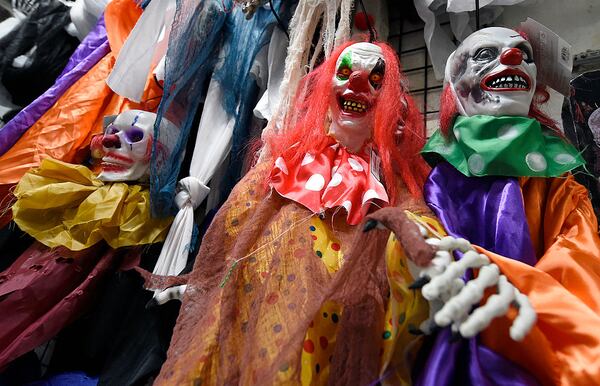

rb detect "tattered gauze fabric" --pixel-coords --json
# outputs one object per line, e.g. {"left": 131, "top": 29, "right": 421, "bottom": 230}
{"left": 12, "top": 158, "right": 172, "bottom": 251}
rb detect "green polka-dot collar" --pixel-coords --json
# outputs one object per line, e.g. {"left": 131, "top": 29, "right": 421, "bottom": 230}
{"left": 421, "top": 115, "right": 585, "bottom": 177}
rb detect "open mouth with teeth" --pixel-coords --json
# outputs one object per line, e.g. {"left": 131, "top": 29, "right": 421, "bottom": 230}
{"left": 481, "top": 69, "right": 531, "bottom": 91}
{"left": 339, "top": 97, "right": 369, "bottom": 114}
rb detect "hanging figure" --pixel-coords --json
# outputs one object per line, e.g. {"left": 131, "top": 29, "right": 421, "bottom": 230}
{"left": 144, "top": 40, "right": 536, "bottom": 386}
{"left": 410, "top": 27, "right": 600, "bottom": 385}
{"left": 0, "top": 110, "right": 173, "bottom": 372}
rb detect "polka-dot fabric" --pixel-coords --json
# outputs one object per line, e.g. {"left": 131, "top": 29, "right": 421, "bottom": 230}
{"left": 422, "top": 115, "right": 585, "bottom": 178}
{"left": 301, "top": 214, "right": 438, "bottom": 385}
{"left": 270, "top": 139, "right": 389, "bottom": 225}
{"left": 308, "top": 217, "right": 344, "bottom": 273}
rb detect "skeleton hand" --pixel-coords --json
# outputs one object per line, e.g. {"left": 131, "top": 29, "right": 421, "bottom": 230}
{"left": 408, "top": 234, "right": 536, "bottom": 341}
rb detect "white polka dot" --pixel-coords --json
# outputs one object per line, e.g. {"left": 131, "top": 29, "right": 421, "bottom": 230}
{"left": 348, "top": 157, "right": 364, "bottom": 172}
{"left": 438, "top": 143, "right": 455, "bottom": 155}
{"left": 305, "top": 174, "right": 325, "bottom": 191}
{"left": 497, "top": 125, "right": 520, "bottom": 140}
{"left": 328, "top": 173, "right": 343, "bottom": 187}
{"left": 453, "top": 128, "right": 461, "bottom": 141}
{"left": 329, "top": 143, "right": 339, "bottom": 150}
{"left": 362, "top": 189, "right": 380, "bottom": 204}
{"left": 275, "top": 157, "right": 288, "bottom": 175}
{"left": 342, "top": 200, "right": 352, "bottom": 212}
{"left": 301, "top": 153, "right": 315, "bottom": 166}
{"left": 554, "top": 153, "right": 576, "bottom": 165}
{"left": 525, "top": 152, "right": 547, "bottom": 172}
{"left": 467, "top": 154, "right": 485, "bottom": 174}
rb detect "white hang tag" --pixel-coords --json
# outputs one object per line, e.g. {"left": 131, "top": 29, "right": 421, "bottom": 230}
{"left": 370, "top": 147, "right": 381, "bottom": 182}
{"left": 519, "top": 18, "right": 573, "bottom": 96}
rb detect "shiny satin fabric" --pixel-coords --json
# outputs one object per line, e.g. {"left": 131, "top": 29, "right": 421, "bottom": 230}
{"left": 0, "top": 241, "right": 137, "bottom": 369}
{"left": 269, "top": 140, "right": 389, "bottom": 225}
{"left": 12, "top": 159, "right": 172, "bottom": 251}
{"left": 0, "top": 0, "right": 160, "bottom": 186}
{"left": 0, "top": 16, "right": 109, "bottom": 156}
{"left": 419, "top": 162, "right": 540, "bottom": 386}
{"left": 422, "top": 162, "right": 600, "bottom": 385}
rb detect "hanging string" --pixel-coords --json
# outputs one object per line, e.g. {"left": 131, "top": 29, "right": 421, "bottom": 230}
{"left": 357, "top": 0, "right": 376, "bottom": 42}
{"left": 269, "top": 0, "right": 290, "bottom": 41}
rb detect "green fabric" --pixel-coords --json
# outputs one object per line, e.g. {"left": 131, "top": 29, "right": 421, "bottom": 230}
{"left": 421, "top": 115, "right": 585, "bottom": 177}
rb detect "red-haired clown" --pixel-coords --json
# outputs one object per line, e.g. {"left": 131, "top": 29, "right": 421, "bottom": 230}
{"left": 150, "top": 41, "right": 450, "bottom": 385}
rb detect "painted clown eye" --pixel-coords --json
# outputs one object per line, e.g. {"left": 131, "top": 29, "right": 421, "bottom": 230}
{"left": 337, "top": 67, "right": 352, "bottom": 80}
{"left": 369, "top": 72, "right": 383, "bottom": 88}
{"left": 473, "top": 47, "right": 498, "bottom": 62}
{"left": 124, "top": 127, "right": 145, "bottom": 143}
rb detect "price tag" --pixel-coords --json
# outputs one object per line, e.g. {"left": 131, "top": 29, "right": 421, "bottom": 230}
{"left": 519, "top": 18, "right": 573, "bottom": 96}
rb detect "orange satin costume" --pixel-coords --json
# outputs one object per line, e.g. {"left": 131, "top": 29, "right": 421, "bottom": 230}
{"left": 479, "top": 175, "right": 600, "bottom": 385}
{"left": 0, "top": 0, "right": 162, "bottom": 228}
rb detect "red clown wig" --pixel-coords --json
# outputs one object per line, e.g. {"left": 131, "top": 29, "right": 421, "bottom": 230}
{"left": 266, "top": 41, "right": 430, "bottom": 204}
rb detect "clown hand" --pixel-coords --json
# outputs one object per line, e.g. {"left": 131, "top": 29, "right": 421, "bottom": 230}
{"left": 408, "top": 235, "right": 536, "bottom": 341}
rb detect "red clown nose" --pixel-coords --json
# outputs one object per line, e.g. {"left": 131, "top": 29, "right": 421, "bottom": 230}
{"left": 348, "top": 71, "right": 371, "bottom": 93}
{"left": 500, "top": 48, "right": 524, "bottom": 65}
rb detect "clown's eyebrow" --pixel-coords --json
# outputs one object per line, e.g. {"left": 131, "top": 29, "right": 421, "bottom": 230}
{"left": 339, "top": 51, "right": 352, "bottom": 69}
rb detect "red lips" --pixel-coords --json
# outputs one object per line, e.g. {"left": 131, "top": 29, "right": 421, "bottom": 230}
{"left": 481, "top": 68, "right": 531, "bottom": 92}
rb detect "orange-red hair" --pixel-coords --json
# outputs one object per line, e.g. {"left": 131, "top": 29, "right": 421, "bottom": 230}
{"left": 266, "top": 41, "right": 430, "bottom": 203}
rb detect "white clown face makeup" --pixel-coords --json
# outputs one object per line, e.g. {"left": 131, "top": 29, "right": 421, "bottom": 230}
{"left": 445, "top": 27, "right": 537, "bottom": 117}
{"left": 98, "top": 110, "right": 155, "bottom": 182}
{"left": 329, "top": 42, "right": 385, "bottom": 152}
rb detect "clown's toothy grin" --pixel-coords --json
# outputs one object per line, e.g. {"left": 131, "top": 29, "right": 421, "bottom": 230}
{"left": 339, "top": 97, "right": 369, "bottom": 114}
{"left": 482, "top": 69, "right": 531, "bottom": 91}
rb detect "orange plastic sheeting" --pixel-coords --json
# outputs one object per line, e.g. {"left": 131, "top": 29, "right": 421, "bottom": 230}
{"left": 0, "top": 0, "right": 160, "bottom": 186}
{"left": 480, "top": 175, "right": 600, "bottom": 386}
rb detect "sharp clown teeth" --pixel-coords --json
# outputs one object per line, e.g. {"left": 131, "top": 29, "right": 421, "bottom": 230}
{"left": 485, "top": 74, "right": 529, "bottom": 90}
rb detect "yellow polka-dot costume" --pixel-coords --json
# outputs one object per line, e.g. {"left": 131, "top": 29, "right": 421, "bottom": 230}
{"left": 301, "top": 213, "right": 446, "bottom": 385}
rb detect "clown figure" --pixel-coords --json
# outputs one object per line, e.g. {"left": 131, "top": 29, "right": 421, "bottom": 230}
{"left": 148, "top": 41, "right": 442, "bottom": 386}
{"left": 416, "top": 27, "right": 600, "bottom": 385}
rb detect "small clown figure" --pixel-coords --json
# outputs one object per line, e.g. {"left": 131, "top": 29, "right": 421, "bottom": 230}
{"left": 416, "top": 27, "right": 600, "bottom": 385}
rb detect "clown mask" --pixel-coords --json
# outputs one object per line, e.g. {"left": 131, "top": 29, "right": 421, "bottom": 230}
{"left": 98, "top": 110, "right": 155, "bottom": 182}
{"left": 329, "top": 42, "right": 385, "bottom": 152}
{"left": 446, "top": 27, "right": 537, "bottom": 117}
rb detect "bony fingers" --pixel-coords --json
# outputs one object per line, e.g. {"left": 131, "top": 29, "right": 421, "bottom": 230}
{"left": 510, "top": 290, "right": 537, "bottom": 341}
{"left": 433, "top": 264, "right": 500, "bottom": 326}
{"left": 458, "top": 275, "right": 514, "bottom": 338}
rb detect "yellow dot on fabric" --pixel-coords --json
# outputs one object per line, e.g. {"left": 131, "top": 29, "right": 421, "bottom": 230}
{"left": 525, "top": 152, "right": 547, "bottom": 172}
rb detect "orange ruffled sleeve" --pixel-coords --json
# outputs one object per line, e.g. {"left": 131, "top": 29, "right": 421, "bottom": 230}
{"left": 479, "top": 175, "right": 600, "bottom": 386}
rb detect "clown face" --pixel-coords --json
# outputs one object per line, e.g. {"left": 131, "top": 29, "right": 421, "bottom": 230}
{"left": 329, "top": 42, "right": 385, "bottom": 152}
{"left": 446, "top": 27, "right": 537, "bottom": 117}
{"left": 98, "top": 110, "right": 155, "bottom": 182}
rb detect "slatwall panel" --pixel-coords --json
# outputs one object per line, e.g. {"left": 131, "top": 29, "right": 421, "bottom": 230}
{"left": 387, "top": 5, "right": 446, "bottom": 137}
